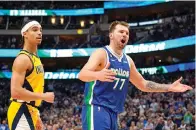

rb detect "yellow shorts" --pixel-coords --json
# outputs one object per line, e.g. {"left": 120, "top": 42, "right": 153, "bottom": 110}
{"left": 7, "top": 101, "right": 40, "bottom": 130}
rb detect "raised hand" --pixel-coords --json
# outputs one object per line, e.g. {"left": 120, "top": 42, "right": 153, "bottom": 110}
{"left": 168, "top": 77, "right": 193, "bottom": 92}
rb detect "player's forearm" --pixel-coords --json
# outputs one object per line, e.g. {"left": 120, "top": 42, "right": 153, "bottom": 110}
{"left": 11, "top": 86, "right": 45, "bottom": 102}
{"left": 78, "top": 69, "right": 98, "bottom": 82}
{"left": 142, "top": 80, "right": 171, "bottom": 92}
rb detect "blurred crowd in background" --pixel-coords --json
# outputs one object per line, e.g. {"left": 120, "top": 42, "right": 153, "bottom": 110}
{"left": 0, "top": 1, "right": 195, "bottom": 130}
{"left": 0, "top": 70, "right": 195, "bottom": 130}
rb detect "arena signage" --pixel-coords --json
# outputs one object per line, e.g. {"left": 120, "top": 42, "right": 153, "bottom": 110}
{"left": 44, "top": 72, "right": 79, "bottom": 79}
{"left": 0, "top": 36, "right": 194, "bottom": 57}
{"left": 104, "top": 1, "right": 171, "bottom": 9}
{"left": 125, "top": 42, "right": 165, "bottom": 53}
{"left": 138, "top": 68, "right": 158, "bottom": 75}
{"left": 0, "top": 62, "right": 194, "bottom": 79}
{"left": 9, "top": 10, "right": 48, "bottom": 16}
{"left": 0, "top": 9, "right": 104, "bottom": 16}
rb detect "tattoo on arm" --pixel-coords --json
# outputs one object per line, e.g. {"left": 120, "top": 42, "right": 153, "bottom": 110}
{"left": 146, "top": 81, "right": 170, "bottom": 92}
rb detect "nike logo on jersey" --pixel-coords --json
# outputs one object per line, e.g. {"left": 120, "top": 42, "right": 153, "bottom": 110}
{"left": 98, "top": 107, "right": 101, "bottom": 111}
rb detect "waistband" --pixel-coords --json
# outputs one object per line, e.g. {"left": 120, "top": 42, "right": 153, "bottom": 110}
{"left": 11, "top": 99, "right": 39, "bottom": 109}
{"left": 83, "top": 104, "right": 118, "bottom": 114}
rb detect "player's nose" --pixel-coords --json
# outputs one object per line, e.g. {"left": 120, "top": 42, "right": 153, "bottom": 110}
{"left": 37, "top": 32, "right": 42, "bottom": 36}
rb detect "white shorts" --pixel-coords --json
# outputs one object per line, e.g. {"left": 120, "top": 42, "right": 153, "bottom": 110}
{"left": 15, "top": 114, "right": 32, "bottom": 130}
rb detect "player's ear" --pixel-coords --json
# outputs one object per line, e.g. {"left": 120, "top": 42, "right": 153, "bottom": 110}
{"left": 23, "top": 31, "right": 28, "bottom": 38}
{"left": 109, "top": 33, "right": 113, "bottom": 39}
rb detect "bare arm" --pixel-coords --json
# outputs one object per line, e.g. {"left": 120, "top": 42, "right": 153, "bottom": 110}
{"left": 128, "top": 56, "right": 192, "bottom": 92}
{"left": 128, "top": 56, "right": 170, "bottom": 92}
{"left": 78, "top": 49, "right": 105, "bottom": 82}
{"left": 78, "top": 48, "right": 116, "bottom": 82}
{"left": 11, "top": 54, "right": 46, "bottom": 101}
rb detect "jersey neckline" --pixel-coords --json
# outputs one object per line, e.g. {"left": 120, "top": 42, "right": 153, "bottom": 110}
{"left": 106, "top": 45, "right": 124, "bottom": 62}
{"left": 20, "top": 50, "right": 39, "bottom": 58}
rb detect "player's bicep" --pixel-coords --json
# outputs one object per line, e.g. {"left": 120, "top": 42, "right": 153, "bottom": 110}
{"left": 82, "top": 49, "right": 106, "bottom": 71}
{"left": 11, "top": 55, "right": 31, "bottom": 94}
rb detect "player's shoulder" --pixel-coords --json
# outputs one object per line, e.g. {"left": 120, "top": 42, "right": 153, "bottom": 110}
{"left": 94, "top": 47, "right": 107, "bottom": 53}
{"left": 91, "top": 47, "right": 107, "bottom": 57}
{"left": 15, "top": 53, "right": 31, "bottom": 62}
{"left": 124, "top": 54, "right": 133, "bottom": 61}
{"left": 124, "top": 54, "right": 134, "bottom": 67}
{"left": 13, "top": 54, "right": 32, "bottom": 69}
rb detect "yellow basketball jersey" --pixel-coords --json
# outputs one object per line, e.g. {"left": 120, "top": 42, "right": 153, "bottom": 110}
{"left": 8, "top": 50, "right": 45, "bottom": 130}
{"left": 10, "top": 50, "right": 45, "bottom": 107}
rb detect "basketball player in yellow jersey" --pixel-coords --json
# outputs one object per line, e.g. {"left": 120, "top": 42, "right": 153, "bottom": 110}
{"left": 7, "top": 20, "right": 54, "bottom": 130}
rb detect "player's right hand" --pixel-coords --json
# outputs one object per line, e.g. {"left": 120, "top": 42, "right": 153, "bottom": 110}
{"left": 96, "top": 62, "right": 116, "bottom": 82}
{"left": 43, "top": 92, "right": 54, "bottom": 103}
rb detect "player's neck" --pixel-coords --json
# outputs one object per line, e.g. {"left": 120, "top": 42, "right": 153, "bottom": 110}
{"left": 23, "top": 43, "right": 38, "bottom": 56}
{"left": 108, "top": 44, "right": 123, "bottom": 58}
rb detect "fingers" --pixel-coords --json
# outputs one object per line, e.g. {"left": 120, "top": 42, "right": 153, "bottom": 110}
{"left": 176, "top": 77, "right": 183, "bottom": 83}
{"left": 50, "top": 96, "right": 55, "bottom": 103}
{"left": 179, "top": 85, "right": 193, "bottom": 92}
{"left": 105, "top": 76, "right": 116, "bottom": 82}
{"left": 48, "top": 100, "right": 54, "bottom": 103}
{"left": 103, "top": 68, "right": 116, "bottom": 75}
{"left": 98, "top": 64, "right": 117, "bottom": 82}
{"left": 105, "top": 70, "right": 116, "bottom": 76}
{"left": 45, "top": 92, "right": 55, "bottom": 103}
{"left": 104, "top": 70, "right": 116, "bottom": 82}
{"left": 173, "top": 77, "right": 183, "bottom": 85}
{"left": 180, "top": 85, "right": 193, "bottom": 92}
{"left": 184, "top": 85, "right": 193, "bottom": 90}
{"left": 180, "top": 87, "right": 188, "bottom": 92}
{"left": 49, "top": 93, "right": 55, "bottom": 103}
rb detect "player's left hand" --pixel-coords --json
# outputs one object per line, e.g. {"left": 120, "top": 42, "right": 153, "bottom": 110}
{"left": 36, "top": 116, "right": 43, "bottom": 130}
{"left": 168, "top": 77, "right": 193, "bottom": 92}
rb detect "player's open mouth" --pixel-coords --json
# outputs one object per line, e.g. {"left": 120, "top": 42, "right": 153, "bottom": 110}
{"left": 121, "top": 39, "right": 126, "bottom": 44}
